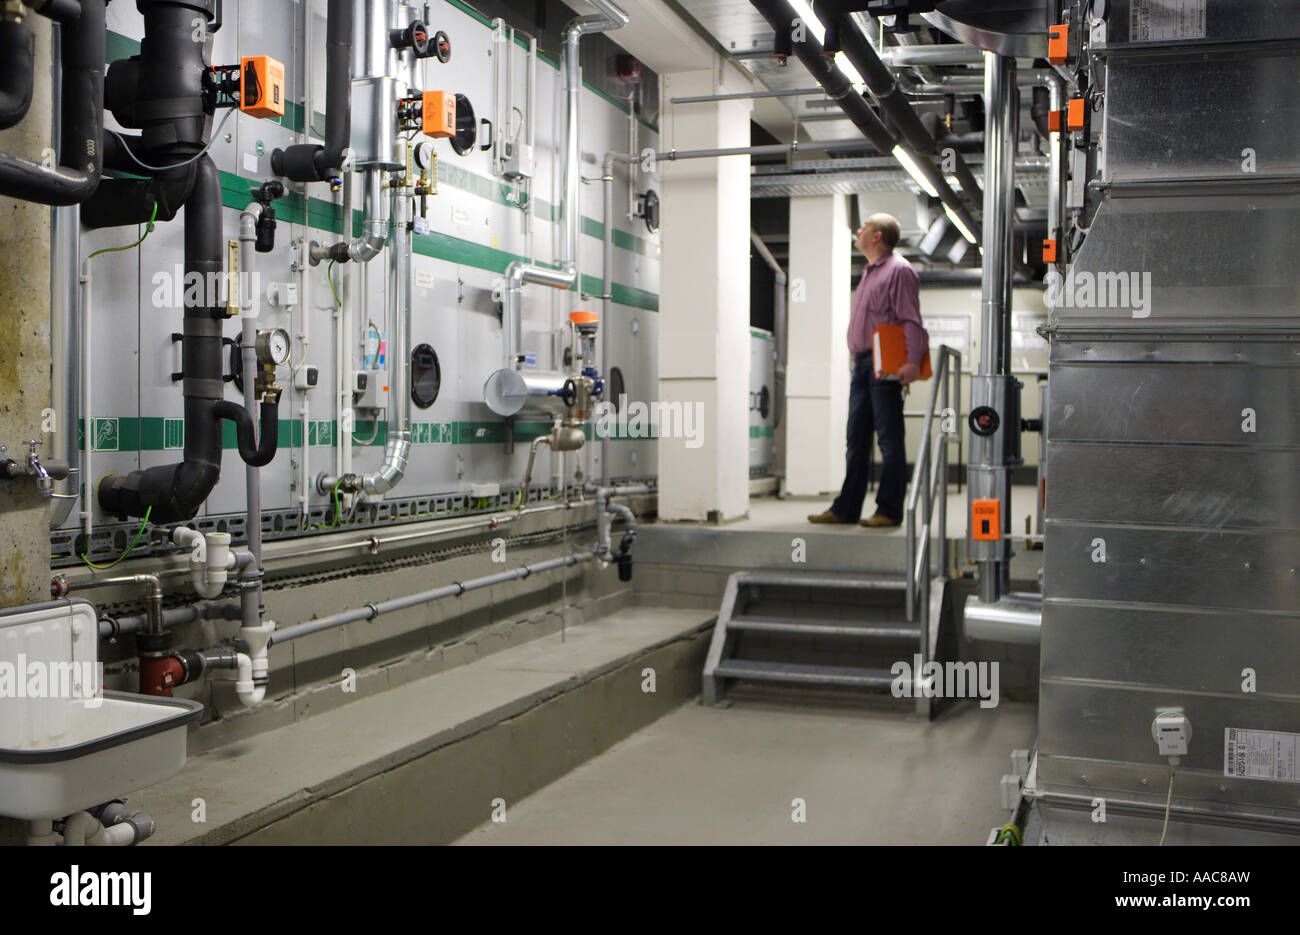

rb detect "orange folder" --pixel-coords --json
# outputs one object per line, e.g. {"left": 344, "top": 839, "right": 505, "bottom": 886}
{"left": 872, "top": 323, "right": 932, "bottom": 381}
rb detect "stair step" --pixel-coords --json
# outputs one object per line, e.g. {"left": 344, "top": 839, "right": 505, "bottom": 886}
{"left": 729, "top": 615, "right": 918, "bottom": 640}
{"left": 739, "top": 573, "right": 907, "bottom": 592}
{"left": 713, "top": 660, "right": 898, "bottom": 689}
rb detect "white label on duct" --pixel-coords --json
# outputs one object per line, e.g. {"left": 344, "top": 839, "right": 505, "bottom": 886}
{"left": 243, "top": 152, "right": 259, "bottom": 173}
{"left": 1224, "top": 727, "right": 1299, "bottom": 782}
{"left": 1130, "top": 0, "right": 1206, "bottom": 42}
{"left": 414, "top": 270, "right": 434, "bottom": 290}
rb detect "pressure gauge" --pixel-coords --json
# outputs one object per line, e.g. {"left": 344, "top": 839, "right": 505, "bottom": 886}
{"left": 256, "top": 328, "right": 291, "bottom": 366}
{"left": 413, "top": 140, "right": 436, "bottom": 170}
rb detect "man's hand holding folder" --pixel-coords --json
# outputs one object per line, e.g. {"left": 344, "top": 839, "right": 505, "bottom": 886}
{"left": 872, "top": 322, "right": 932, "bottom": 385}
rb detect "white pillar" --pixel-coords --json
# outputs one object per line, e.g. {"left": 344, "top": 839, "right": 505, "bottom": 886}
{"left": 784, "top": 195, "right": 851, "bottom": 496}
{"left": 656, "top": 69, "right": 752, "bottom": 521}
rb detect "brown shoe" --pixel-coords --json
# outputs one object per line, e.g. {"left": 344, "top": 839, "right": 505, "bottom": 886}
{"left": 860, "top": 513, "right": 901, "bottom": 528}
{"left": 807, "top": 510, "right": 851, "bottom": 524}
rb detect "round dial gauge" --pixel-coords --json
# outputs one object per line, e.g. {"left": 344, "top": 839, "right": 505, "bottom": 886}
{"left": 257, "top": 328, "right": 291, "bottom": 366}
{"left": 413, "top": 140, "right": 436, "bottom": 170}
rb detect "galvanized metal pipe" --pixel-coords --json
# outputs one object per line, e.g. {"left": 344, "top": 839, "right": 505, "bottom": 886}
{"left": 972, "top": 52, "right": 1018, "bottom": 605}
{"left": 272, "top": 549, "right": 597, "bottom": 643}
{"left": 238, "top": 208, "right": 265, "bottom": 632}
{"left": 670, "top": 87, "right": 826, "bottom": 104}
{"left": 963, "top": 593, "right": 1042, "bottom": 645}
{"left": 880, "top": 45, "right": 986, "bottom": 66}
{"left": 980, "top": 55, "right": 1016, "bottom": 377}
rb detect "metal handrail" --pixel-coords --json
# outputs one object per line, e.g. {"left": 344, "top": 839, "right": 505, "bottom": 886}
{"left": 904, "top": 346, "right": 962, "bottom": 667}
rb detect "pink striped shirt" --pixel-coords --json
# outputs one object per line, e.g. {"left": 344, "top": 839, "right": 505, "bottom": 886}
{"left": 847, "top": 251, "right": 925, "bottom": 363}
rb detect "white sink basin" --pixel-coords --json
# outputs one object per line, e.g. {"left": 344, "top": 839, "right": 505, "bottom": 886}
{"left": 0, "top": 600, "right": 202, "bottom": 821}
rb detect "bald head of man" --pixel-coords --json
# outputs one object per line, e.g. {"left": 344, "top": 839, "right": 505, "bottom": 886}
{"left": 855, "top": 213, "right": 901, "bottom": 263}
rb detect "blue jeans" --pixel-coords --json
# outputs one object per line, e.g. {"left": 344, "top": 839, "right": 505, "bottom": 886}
{"left": 830, "top": 352, "right": 907, "bottom": 522}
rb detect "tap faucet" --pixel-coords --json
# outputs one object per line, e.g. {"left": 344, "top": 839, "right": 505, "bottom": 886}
{"left": 25, "top": 441, "right": 53, "bottom": 498}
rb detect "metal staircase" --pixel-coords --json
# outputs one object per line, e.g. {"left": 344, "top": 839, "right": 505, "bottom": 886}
{"left": 702, "top": 346, "right": 961, "bottom": 718}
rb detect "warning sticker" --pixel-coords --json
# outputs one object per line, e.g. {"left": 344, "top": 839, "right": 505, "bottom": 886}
{"left": 1224, "top": 727, "right": 1299, "bottom": 782}
{"left": 1130, "top": 0, "right": 1207, "bottom": 42}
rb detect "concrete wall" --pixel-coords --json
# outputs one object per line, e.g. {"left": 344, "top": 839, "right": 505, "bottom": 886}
{"left": 0, "top": 14, "right": 52, "bottom": 609}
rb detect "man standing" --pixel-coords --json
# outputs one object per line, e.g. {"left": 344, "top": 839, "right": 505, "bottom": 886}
{"left": 808, "top": 213, "right": 925, "bottom": 528}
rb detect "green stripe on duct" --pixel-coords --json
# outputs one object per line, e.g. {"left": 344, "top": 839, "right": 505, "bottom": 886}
{"left": 437, "top": 162, "right": 557, "bottom": 221}
{"left": 579, "top": 275, "right": 659, "bottom": 312}
{"left": 580, "top": 217, "right": 654, "bottom": 257}
{"left": 83, "top": 418, "right": 651, "bottom": 451}
{"left": 141, "top": 167, "right": 660, "bottom": 306}
{"left": 750, "top": 328, "right": 774, "bottom": 341}
{"left": 750, "top": 425, "right": 774, "bottom": 439}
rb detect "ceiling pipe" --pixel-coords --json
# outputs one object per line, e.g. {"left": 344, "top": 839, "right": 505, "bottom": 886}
{"left": 880, "top": 44, "right": 986, "bottom": 66}
{"left": 824, "top": 9, "right": 984, "bottom": 206}
{"left": 748, "top": 0, "right": 981, "bottom": 245}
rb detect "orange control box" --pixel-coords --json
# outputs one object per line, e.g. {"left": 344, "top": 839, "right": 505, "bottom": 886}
{"left": 1066, "top": 97, "right": 1086, "bottom": 132}
{"left": 1048, "top": 24, "right": 1069, "bottom": 64}
{"left": 421, "top": 91, "right": 456, "bottom": 138}
{"left": 1047, "top": 109, "right": 1061, "bottom": 133}
{"left": 972, "top": 499, "right": 1001, "bottom": 541}
{"left": 240, "top": 56, "right": 284, "bottom": 119}
{"left": 1042, "top": 238, "right": 1057, "bottom": 263}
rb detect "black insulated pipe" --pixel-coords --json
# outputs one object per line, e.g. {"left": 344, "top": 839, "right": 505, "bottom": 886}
{"left": 98, "top": 155, "right": 227, "bottom": 523}
{"left": 271, "top": 0, "right": 352, "bottom": 181}
{"left": 830, "top": 13, "right": 984, "bottom": 206}
{"left": 748, "top": 0, "right": 981, "bottom": 244}
{"left": 0, "top": 0, "right": 105, "bottom": 205}
{"left": 119, "top": 0, "right": 216, "bottom": 157}
{"left": 0, "top": 21, "right": 35, "bottom": 130}
{"left": 750, "top": 0, "right": 895, "bottom": 154}
{"left": 214, "top": 399, "right": 279, "bottom": 467}
{"left": 82, "top": 134, "right": 198, "bottom": 226}
{"left": 26, "top": 0, "right": 84, "bottom": 24}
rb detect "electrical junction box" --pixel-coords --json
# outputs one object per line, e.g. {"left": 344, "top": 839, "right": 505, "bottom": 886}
{"left": 240, "top": 55, "right": 285, "bottom": 119}
{"left": 1152, "top": 709, "right": 1191, "bottom": 758}
{"left": 267, "top": 281, "right": 298, "bottom": 307}
{"left": 353, "top": 369, "right": 387, "bottom": 410}
{"left": 295, "top": 365, "right": 318, "bottom": 390}
{"left": 421, "top": 91, "right": 456, "bottom": 139}
{"left": 503, "top": 142, "right": 534, "bottom": 181}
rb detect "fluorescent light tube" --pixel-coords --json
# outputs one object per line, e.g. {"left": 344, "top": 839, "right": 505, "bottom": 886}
{"left": 944, "top": 204, "right": 978, "bottom": 244}
{"left": 891, "top": 144, "right": 939, "bottom": 198}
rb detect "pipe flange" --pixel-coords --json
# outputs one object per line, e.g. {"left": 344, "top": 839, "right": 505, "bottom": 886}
{"left": 518, "top": 563, "right": 531, "bottom": 579}
{"left": 363, "top": 601, "right": 379, "bottom": 620}
{"left": 366, "top": 535, "right": 380, "bottom": 555}
{"left": 452, "top": 580, "right": 466, "bottom": 596}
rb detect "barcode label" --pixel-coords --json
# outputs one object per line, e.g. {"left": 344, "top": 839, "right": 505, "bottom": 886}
{"left": 1130, "top": 0, "right": 1206, "bottom": 42}
{"left": 1224, "top": 727, "right": 1299, "bottom": 782}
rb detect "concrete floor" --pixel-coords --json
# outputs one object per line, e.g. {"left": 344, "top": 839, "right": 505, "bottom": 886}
{"left": 457, "top": 695, "right": 1037, "bottom": 845}
{"left": 729, "top": 488, "right": 1040, "bottom": 540}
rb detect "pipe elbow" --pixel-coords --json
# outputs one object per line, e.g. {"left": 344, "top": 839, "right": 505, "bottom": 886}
{"left": 361, "top": 434, "right": 410, "bottom": 495}
{"left": 348, "top": 221, "right": 387, "bottom": 262}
